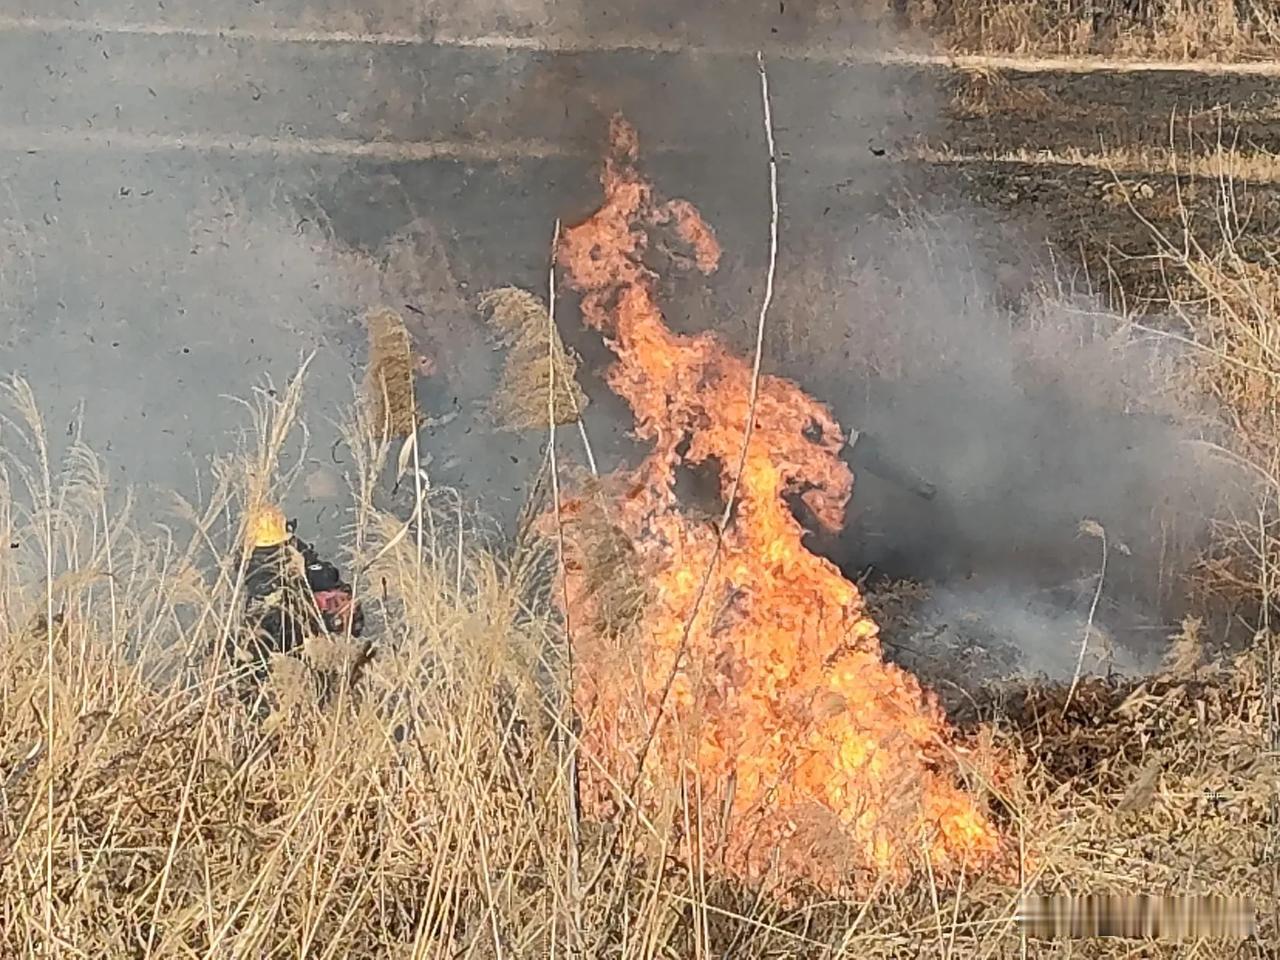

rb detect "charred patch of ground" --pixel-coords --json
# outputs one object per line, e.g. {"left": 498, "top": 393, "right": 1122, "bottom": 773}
{"left": 934, "top": 62, "right": 1280, "bottom": 157}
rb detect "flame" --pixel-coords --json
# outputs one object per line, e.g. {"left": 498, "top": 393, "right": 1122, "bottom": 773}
{"left": 555, "top": 115, "right": 1001, "bottom": 894}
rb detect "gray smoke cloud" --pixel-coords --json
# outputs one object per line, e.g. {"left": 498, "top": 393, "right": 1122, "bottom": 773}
{"left": 791, "top": 208, "right": 1247, "bottom": 679}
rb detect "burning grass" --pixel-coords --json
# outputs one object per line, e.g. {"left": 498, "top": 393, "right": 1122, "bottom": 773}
{"left": 551, "top": 115, "right": 1004, "bottom": 896}
{"left": 0, "top": 372, "right": 1271, "bottom": 955}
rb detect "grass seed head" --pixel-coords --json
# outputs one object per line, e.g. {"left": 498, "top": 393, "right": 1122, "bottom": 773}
{"left": 479, "top": 286, "right": 589, "bottom": 431}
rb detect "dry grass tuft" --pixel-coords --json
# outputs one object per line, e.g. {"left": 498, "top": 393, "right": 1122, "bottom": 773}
{"left": 905, "top": 0, "right": 1280, "bottom": 60}
{"left": 361, "top": 306, "right": 422, "bottom": 439}
{"left": 949, "top": 66, "right": 1053, "bottom": 118}
{"left": 1163, "top": 615, "right": 1207, "bottom": 676}
{"left": 479, "top": 286, "right": 588, "bottom": 431}
{"left": 1172, "top": 254, "right": 1280, "bottom": 460}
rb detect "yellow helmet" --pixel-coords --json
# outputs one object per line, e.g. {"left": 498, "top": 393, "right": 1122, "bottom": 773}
{"left": 248, "top": 503, "right": 289, "bottom": 549}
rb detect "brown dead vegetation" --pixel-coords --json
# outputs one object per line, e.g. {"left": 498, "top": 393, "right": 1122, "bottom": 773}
{"left": 361, "top": 306, "right": 422, "bottom": 439}
{"left": 904, "top": 0, "right": 1280, "bottom": 61}
{"left": 479, "top": 286, "right": 589, "bottom": 432}
{"left": 0, "top": 372, "right": 1271, "bottom": 955}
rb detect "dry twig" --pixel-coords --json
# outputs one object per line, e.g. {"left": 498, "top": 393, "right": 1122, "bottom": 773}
{"left": 1063, "top": 518, "right": 1109, "bottom": 717}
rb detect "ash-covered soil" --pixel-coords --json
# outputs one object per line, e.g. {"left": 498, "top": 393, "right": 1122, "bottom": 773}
{"left": 886, "top": 158, "right": 1280, "bottom": 303}
{"left": 932, "top": 64, "right": 1280, "bottom": 158}
{"left": 911, "top": 62, "right": 1280, "bottom": 300}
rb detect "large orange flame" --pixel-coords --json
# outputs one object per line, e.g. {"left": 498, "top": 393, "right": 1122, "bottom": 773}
{"left": 556, "top": 116, "right": 1000, "bottom": 894}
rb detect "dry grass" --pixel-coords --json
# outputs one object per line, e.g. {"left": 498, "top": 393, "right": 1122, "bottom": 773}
{"left": 1107, "top": 170, "right": 1280, "bottom": 620}
{"left": 361, "top": 306, "right": 422, "bottom": 440}
{"left": 0, "top": 342, "right": 1272, "bottom": 955}
{"left": 904, "top": 0, "right": 1280, "bottom": 61}
{"left": 479, "top": 286, "right": 589, "bottom": 432}
{"left": 948, "top": 66, "right": 1055, "bottom": 119}
{"left": 912, "top": 140, "right": 1280, "bottom": 184}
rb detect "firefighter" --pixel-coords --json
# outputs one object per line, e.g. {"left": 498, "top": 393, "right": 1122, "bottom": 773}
{"left": 229, "top": 504, "right": 367, "bottom": 705}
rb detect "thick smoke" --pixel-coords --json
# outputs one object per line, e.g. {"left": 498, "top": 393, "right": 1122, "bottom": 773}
{"left": 804, "top": 213, "right": 1224, "bottom": 572}
{"left": 776, "top": 208, "right": 1250, "bottom": 682}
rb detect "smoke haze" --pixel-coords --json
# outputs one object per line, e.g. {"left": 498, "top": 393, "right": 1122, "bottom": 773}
{"left": 0, "top": 1, "right": 1248, "bottom": 679}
